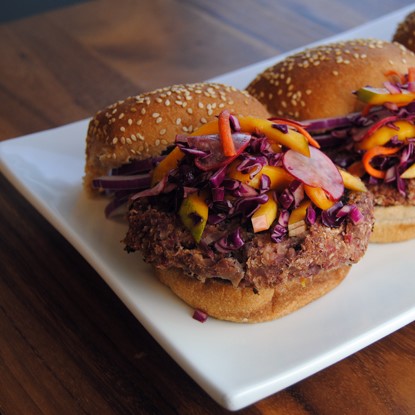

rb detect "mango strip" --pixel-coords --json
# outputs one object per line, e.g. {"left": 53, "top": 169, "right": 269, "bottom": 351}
{"left": 151, "top": 146, "right": 184, "bottom": 185}
{"left": 251, "top": 193, "right": 278, "bottom": 233}
{"left": 356, "top": 120, "right": 415, "bottom": 150}
{"left": 192, "top": 116, "right": 311, "bottom": 157}
{"left": 303, "top": 185, "right": 334, "bottom": 211}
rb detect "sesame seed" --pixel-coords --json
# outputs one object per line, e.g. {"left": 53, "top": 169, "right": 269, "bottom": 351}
{"left": 160, "top": 129, "right": 166, "bottom": 135}
{"left": 156, "top": 117, "right": 162, "bottom": 124}
{"left": 112, "top": 137, "right": 118, "bottom": 144}
{"left": 176, "top": 118, "right": 181, "bottom": 125}
{"left": 141, "top": 108, "right": 146, "bottom": 115}
{"left": 152, "top": 112, "right": 160, "bottom": 118}
{"left": 119, "top": 113, "right": 125, "bottom": 119}
{"left": 165, "top": 99, "right": 171, "bottom": 106}
{"left": 155, "top": 139, "right": 161, "bottom": 146}
{"left": 128, "top": 118, "right": 133, "bottom": 125}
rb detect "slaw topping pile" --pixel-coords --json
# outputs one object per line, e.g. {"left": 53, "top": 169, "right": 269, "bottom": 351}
{"left": 93, "top": 111, "right": 367, "bottom": 250}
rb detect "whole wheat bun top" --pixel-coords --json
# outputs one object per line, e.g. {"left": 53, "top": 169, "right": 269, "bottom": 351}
{"left": 246, "top": 38, "right": 415, "bottom": 120}
{"left": 84, "top": 82, "right": 270, "bottom": 190}
{"left": 393, "top": 11, "right": 415, "bottom": 52}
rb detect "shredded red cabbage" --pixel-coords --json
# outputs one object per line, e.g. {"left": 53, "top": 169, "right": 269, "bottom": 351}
{"left": 305, "top": 204, "right": 317, "bottom": 225}
{"left": 304, "top": 86, "right": 415, "bottom": 197}
{"left": 192, "top": 309, "right": 208, "bottom": 322}
{"left": 271, "top": 209, "right": 289, "bottom": 242}
{"left": 93, "top": 174, "right": 152, "bottom": 191}
{"left": 95, "top": 117, "right": 362, "bottom": 251}
{"left": 214, "top": 227, "right": 245, "bottom": 253}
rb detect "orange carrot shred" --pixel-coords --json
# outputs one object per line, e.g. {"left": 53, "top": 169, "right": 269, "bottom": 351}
{"left": 408, "top": 67, "right": 415, "bottom": 83}
{"left": 361, "top": 104, "right": 373, "bottom": 116}
{"left": 218, "top": 110, "right": 236, "bottom": 157}
{"left": 362, "top": 145, "right": 401, "bottom": 179}
{"left": 271, "top": 118, "right": 320, "bottom": 148}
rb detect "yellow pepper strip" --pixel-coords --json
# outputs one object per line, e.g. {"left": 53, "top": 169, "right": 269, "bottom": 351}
{"left": 355, "top": 86, "right": 415, "bottom": 106}
{"left": 178, "top": 192, "right": 208, "bottom": 243}
{"left": 151, "top": 146, "right": 184, "bottom": 186}
{"left": 338, "top": 168, "right": 367, "bottom": 192}
{"left": 227, "top": 162, "right": 294, "bottom": 191}
{"left": 400, "top": 163, "right": 415, "bottom": 179}
{"left": 356, "top": 120, "right": 415, "bottom": 151}
{"left": 288, "top": 199, "right": 311, "bottom": 225}
{"left": 191, "top": 121, "right": 219, "bottom": 136}
{"left": 192, "top": 116, "right": 311, "bottom": 157}
{"left": 251, "top": 193, "right": 278, "bottom": 233}
{"left": 304, "top": 185, "right": 334, "bottom": 210}
{"left": 270, "top": 118, "right": 320, "bottom": 148}
{"left": 238, "top": 117, "right": 310, "bottom": 157}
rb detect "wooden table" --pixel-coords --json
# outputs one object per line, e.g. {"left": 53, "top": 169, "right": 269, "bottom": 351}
{"left": 1, "top": 1, "right": 415, "bottom": 413}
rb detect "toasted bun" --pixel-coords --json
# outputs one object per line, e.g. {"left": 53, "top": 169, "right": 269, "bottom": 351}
{"left": 246, "top": 39, "right": 415, "bottom": 119}
{"left": 156, "top": 266, "right": 350, "bottom": 323}
{"left": 84, "top": 82, "right": 270, "bottom": 191}
{"left": 393, "top": 11, "right": 415, "bottom": 53}
{"left": 371, "top": 205, "right": 415, "bottom": 243}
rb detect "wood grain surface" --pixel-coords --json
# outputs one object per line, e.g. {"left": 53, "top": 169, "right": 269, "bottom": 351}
{"left": 1, "top": 1, "right": 415, "bottom": 414}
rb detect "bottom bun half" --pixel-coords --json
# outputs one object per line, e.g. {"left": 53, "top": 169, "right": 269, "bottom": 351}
{"left": 371, "top": 205, "right": 415, "bottom": 243}
{"left": 155, "top": 266, "right": 350, "bottom": 323}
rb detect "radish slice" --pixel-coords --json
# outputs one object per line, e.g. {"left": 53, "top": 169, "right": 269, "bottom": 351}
{"left": 283, "top": 146, "right": 344, "bottom": 200}
{"left": 189, "top": 133, "right": 251, "bottom": 171}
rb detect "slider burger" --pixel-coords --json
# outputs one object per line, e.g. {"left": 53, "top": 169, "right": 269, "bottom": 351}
{"left": 84, "top": 82, "right": 270, "bottom": 192}
{"left": 246, "top": 39, "right": 415, "bottom": 243}
{"left": 86, "top": 83, "right": 374, "bottom": 323}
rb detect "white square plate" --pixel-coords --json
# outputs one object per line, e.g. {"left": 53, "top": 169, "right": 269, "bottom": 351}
{"left": 1, "top": 5, "right": 415, "bottom": 410}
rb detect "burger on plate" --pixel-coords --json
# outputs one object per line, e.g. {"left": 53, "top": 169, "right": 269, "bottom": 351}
{"left": 246, "top": 39, "right": 415, "bottom": 243}
{"left": 85, "top": 83, "right": 374, "bottom": 323}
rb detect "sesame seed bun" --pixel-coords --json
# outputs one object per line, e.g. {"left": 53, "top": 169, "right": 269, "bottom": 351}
{"left": 156, "top": 265, "right": 350, "bottom": 323}
{"left": 84, "top": 82, "right": 270, "bottom": 191}
{"left": 393, "top": 11, "right": 415, "bottom": 53}
{"left": 246, "top": 39, "right": 415, "bottom": 120}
